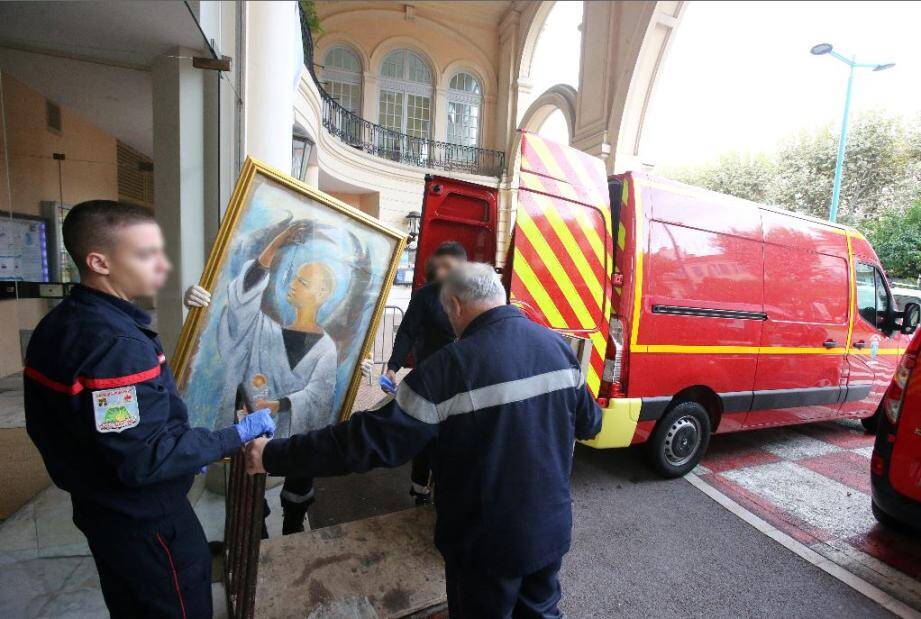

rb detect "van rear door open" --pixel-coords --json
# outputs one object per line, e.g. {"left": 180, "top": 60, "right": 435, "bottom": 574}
{"left": 414, "top": 175, "right": 498, "bottom": 289}
{"left": 507, "top": 133, "right": 613, "bottom": 396}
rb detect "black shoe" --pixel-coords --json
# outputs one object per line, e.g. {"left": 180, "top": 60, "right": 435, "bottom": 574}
{"left": 282, "top": 512, "right": 305, "bottom": 535}
{"left": 281, "top": 497, "right": 315, "bottom": 536}
{"left": 410, "top": 486, "right": 432, "bottom": 506}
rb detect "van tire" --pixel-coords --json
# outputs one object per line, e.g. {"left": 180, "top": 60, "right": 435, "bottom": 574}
{"left": 871, "top": 501, "right": 902, "bottom": 530}
{"left": 646, "top": 401, "right": 712, "bottom": 478}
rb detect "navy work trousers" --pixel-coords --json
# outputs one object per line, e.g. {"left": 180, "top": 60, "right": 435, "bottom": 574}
{"left": 445, "top": 557, "right": 564, "bottom": 618}
{"left": 79, "top": 500, "right": 212, "bottom": 619}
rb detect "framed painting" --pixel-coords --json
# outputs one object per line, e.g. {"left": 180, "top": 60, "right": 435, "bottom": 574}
{"left": 173, "top": 157, "right": 406, "bottom": 437}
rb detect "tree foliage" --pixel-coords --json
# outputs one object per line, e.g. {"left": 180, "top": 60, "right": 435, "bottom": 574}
{"left": 864, "top": 203, "right": 921, "bottom": 280}
{"left": 664, "top": 112, "right": 921, "bottom": 277}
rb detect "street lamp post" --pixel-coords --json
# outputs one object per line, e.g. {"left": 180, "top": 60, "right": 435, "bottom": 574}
{"left": 810, "top": 43, "right": 894, "bottom": 223}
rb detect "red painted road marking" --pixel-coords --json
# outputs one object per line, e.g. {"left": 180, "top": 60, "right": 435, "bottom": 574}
{"left": 848, "top": 527, "right": 921, "bottom": 581}
{"left": 701, "top": 437, "right": 782, "bottom": 473}
{"left": 694, "top": 417, "right": 921, "bottom": 604}
{"left": 798, "top": 450, "right": 873, "bottom": 495}
{"left": 795, "top": 421, "right": 875, "bottom": 450}
{"left": 701, "top": 472, "right": 834, "bottom": 546}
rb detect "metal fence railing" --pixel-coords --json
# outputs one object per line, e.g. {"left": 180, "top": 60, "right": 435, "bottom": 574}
{"left": 369, "top": 305, "right": 404, "bottom": 381}
{"left": 321, "top": 97, "right": 506, "bottom": 178}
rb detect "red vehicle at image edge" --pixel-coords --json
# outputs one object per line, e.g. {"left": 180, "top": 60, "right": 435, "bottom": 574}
{"left": 872, "top": 327, "right": 921, "bottom": 530}
{"left": 413, "top": 132, "right": 921, "bottom": 477}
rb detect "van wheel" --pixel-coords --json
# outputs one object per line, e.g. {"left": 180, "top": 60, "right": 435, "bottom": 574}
{"left": 871, "top": 501, "right": 901, "bottom": 530}
{"left": 861, "top": 407, "right": 880, "bottom": 434}
{"left": 646, "top": 401, "right": 711, "bottom": 478}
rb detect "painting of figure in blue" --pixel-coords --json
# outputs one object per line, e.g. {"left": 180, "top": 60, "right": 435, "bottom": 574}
{"left": 175, "top": 160, "right": 404, "bottom": 437}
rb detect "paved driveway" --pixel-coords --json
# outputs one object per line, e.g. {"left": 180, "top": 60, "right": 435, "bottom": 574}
{"left": 694, "top": 418, "right": 921, "bottom": 612}
{"left": 560, "top": 443, "right": 894, "bottom": 618}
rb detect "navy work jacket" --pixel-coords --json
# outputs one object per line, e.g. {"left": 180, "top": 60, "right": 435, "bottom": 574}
{"left": 24, "top": 285, "right": 241, "bottom": 530}
{"left": 386, "top": 282, "right": 455, "bottom": 372}
{"left": 264, "top": 304, "right": 602, "bottom": 576}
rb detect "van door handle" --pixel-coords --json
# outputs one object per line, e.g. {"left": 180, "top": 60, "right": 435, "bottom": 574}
{"left": 853, "top": 340, "right": 866, "bottom": 349}
{"left": 823, "top": 339, "right": 837, "bottom": 348}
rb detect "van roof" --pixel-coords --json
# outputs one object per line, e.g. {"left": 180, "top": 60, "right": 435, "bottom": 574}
{"left": 620, "top": 171, "right": 862, "bottom": 239}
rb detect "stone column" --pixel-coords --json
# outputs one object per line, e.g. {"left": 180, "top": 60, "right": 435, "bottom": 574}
{"left": 244, "top": 0, "right": 299, "bottom": 172}
{"left": 571, "top": 0, "right": 682, "bottom": 173}
{"left": 363, "top": 73, "right": 379, "bottom": 122}
{"left": 433, "top": 86, "right": 448, "bottom": 143}
{"left": 152, "top": 47, "right": 208, "bottom": 356}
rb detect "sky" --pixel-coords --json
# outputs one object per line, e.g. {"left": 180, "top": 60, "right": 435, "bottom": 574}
{"left": 642, "top": 1, "right": 921, "bottom": 169}
{"left": 529, "top": 1, "right": 921, "bottom": 170}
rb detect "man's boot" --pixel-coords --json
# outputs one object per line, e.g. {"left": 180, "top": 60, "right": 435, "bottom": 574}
{"left": 410, "top": 482, "right": 432, "bottom": 506}
{"left": 281, "top": 496, "right": 314, "bottom": 535}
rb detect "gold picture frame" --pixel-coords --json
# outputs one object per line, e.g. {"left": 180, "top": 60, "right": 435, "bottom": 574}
{"left": 172, "top": 156, "right": 406, "bottom": 429}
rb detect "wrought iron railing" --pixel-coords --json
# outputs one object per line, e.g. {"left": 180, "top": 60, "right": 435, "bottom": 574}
{"left": 299, "top": 6, "right": 506, "bottom": 178}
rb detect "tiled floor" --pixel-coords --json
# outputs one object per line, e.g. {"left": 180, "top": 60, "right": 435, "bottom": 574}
{"left": 694, "top": 418, "right": 921, "bottom": 610}
{"left": 0, "top": 481, "right": 261, "bottom": 618}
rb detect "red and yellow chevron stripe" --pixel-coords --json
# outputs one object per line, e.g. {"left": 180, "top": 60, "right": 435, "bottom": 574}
{"left": 510, "top": 132, "right": 613, "bottom": 395}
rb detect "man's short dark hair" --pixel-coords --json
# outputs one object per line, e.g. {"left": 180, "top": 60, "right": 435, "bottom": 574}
{"left": 63, "top": 200, "right": 156, "bottom": 273}
{"left": 433, "top": 241, "right": 467, "bottom": 260}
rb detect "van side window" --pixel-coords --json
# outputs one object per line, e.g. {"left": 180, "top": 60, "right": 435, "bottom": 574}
{"left": 874, "top": 268, "right": 892, "bottom": 326}
{"left": 855, "top": 262, "right": 892, "bottom": 331}
{"left": 856, "top": 263, "right": 876, "bottom": 325}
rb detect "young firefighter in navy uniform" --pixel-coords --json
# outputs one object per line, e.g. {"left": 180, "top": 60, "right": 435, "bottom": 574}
{"left": 384, "top": 240, "right": 466, "bottom": 504}
{"left": 246, "top": 263, "right": 603, "bottom": 618}
{"left": 24, "top": 201, "right": 275, "bottom": 619}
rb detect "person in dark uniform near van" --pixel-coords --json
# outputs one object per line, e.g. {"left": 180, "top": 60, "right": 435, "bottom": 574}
{"left": 245, "top": 263, "right": 602, "bottom": 618}
{"left": 384, "top": 240, "right": 466, "bottom": 504}
{"left": 24, "top": 200, "right": 275, "bottom": 619}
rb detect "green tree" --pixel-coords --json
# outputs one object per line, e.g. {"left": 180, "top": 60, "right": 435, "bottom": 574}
{"left": 665, "top": 112, "right": 921, "bottom": 226}
{"left": 670, "top": 153, "right": 775, "bottom": 204}
{"left": 864, "top": 202, "right": 921, "bottom": 280}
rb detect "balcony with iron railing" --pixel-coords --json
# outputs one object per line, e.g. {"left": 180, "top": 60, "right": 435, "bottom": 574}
{"left": 299, "top": 9, "right": 506, "bottom": 179}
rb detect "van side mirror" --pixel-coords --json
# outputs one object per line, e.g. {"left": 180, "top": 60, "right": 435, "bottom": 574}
{"left": 900, "top": 302, "right": 921, "bottom": 335}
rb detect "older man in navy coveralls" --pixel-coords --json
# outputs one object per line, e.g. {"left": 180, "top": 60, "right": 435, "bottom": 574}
{"left": 246, "top": 262, "right": 602, "bottom": 618}
{"left": 24, "top": 200, "right": 275, "bottom": 618}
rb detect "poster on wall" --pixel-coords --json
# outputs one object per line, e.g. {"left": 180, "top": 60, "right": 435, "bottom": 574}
{"left": 172, "top": 157, "right": 406, "bottom": 436}
{"left": 0, "top": 214, "right": 49, "bottom": 282}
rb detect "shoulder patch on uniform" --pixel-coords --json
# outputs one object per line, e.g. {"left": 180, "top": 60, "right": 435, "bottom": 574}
{"left": 92, "top": 386, "right": 140, "bottom": 433}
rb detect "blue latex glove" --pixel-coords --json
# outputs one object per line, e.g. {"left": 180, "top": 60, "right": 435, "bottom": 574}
{"left": 234, "top": 408, "right": 276, "bottom": 443}
{"left": 379, "top": 375, "right": 397, "bottom": 395}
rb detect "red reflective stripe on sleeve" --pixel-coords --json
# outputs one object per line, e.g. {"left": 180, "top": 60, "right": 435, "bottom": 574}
{"left": 81, "top": 365, "right": 161, "bottom": 389}
{"left": 24, "top": 364, "right": 161, "bottom": 393}
{"left": 23, "top": 367, "right": 84, "bottom": 395}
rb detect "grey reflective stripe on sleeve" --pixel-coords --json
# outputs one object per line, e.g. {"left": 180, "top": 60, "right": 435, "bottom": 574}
{"left": 396, "top": 367, "right": 583, "bottom": 424}
{"left": 396, "top": 383, "right": 440, "bottom": 424}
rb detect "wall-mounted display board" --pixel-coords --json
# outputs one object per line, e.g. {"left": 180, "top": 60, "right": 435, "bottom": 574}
{"left": 0, "top": 212, "right": 49, "bottom": 282}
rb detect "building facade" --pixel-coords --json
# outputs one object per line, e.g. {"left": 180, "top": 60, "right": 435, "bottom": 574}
{"left": 0, "top": 0, "right": 683, "bottom": 375}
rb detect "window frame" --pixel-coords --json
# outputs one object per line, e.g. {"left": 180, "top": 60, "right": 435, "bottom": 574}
{"left": 377, "top": 49, "right": 434, "bottom": 139}
{"left": 322, "top": 46, "right": 363, "bottom": 115}
{"left": 446, "top": 71, "right": 483, "bottom": 148}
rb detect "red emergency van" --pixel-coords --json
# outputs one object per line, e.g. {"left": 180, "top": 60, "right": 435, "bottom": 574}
{"left": 413, "top": 133, "right": 920, "bottom": 477}
{"left": 871, "top": 326, "right": 921, "bottom": 530}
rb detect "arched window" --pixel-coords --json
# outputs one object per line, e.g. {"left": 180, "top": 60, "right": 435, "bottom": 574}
{"left": 322, "top": 46, "right": 362, "bottom": 115}
{"left": 378, "top": 49, "right": 434, "bottom": 139}
{"left": 447, "top": 72, "right": 482, "bottom": 147}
